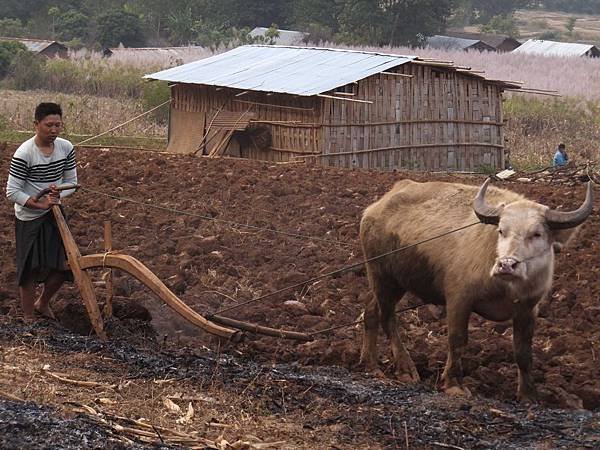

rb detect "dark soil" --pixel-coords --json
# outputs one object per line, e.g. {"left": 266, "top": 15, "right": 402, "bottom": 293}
{"left": 1, "top": 144, "right": 599, "bottom": 448}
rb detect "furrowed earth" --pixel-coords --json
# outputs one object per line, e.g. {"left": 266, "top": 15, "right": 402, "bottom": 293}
{"left": 0, "top": 144, "right": 598, "bottom": 449}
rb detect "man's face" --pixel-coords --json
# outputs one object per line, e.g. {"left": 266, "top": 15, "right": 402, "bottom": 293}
{"left": 35, "top": 114, "right": 63, "bottom": 144}
{"left": 559, "top": 146, "right": 566, "bottom": 154}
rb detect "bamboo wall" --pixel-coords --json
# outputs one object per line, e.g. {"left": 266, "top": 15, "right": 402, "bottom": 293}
{"left": 168, "top": 63, "right": 505, "bottom": 171}
{"left": 321, "top": 63, "right": 505, "bottom": 171}
{"left": 170, "top": 84, "right": 320, "bottom": 162}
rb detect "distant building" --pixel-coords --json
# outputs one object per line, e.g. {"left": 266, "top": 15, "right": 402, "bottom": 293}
{"left": 248, "top": 27, "right": 308, "bottom": 46}
{"left": 445, "top": 31, "right": 521, "bottom": 52}
{"left": 102, "top": 45, "right": 205, "bottom": 59}
{"left": 512, "top": 39, "right": 600, "bottom": 58}
{"left": 0, "top": 37, "right": 67, "bottom": 58}
{"left": 426, "top": 35, "right": 495, "bottom": 52}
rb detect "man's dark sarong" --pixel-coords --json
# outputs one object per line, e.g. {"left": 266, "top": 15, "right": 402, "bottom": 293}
{"left": 15, "top": 211, "right": 73, "bottom": 286}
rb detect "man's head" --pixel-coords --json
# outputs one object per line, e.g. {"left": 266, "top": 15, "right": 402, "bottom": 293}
{"left": 34, "top": 103, "right": 63, "bottom": 145}
{"left": 558, "top": 143, "right": 566, "bottom": 153}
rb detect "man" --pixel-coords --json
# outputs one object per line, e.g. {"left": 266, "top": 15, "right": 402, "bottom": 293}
{"left": 553, "top": 143, "right": 569, "bottom": 168}
{"left": 5, "top": 102, "right": 76, "bottom": 320}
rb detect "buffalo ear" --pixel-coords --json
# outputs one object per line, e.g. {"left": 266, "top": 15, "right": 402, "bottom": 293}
{"left": 550, "top": 227, "right": 580, "bottom": 253}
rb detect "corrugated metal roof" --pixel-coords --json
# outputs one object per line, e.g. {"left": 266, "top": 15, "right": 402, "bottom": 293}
{"left": 512, "top": 39, "right": 600, "bottom": 57}
{"left": 427, "top": 35, "right": 494, "bottom": 52}
{"left": 144, "top": 45, "right": 416, "bottom": 96}
{"left": 0, "top": 37, "right": 65, "bottom": 53}
{"left": 248, "top": 28, "right": 308, "bottom": 46}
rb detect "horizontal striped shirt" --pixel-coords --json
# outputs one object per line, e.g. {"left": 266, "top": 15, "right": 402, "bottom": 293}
{"left": 6, "top": 137, "right": 77, "bottom": 221}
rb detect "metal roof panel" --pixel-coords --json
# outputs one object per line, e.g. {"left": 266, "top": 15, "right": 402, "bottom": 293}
{"left": 513, "top": 39, "right": 598, "bottom": 57}
{"left": 144, "top": 45, "right": 416, "bottom": 96}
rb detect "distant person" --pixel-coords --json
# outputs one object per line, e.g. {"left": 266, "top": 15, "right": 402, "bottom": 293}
{"left": 553, "top": 143, "right": 569, "bottom": 168}
{"left": 5, "top": 102, "right": 76, "bottom": 321}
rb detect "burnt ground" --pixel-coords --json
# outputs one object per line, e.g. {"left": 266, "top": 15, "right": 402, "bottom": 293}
{"left": 0, "top": 144, "right": 599, "bottom": 448}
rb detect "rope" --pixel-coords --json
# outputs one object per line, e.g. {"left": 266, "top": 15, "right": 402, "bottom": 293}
{"left": 75, "top": 100, "right": 171, "bottom": 147}
{"left": 306, "top": 303, "right": 424, "bottom": 337}
{"left": 209, "top": 221, "right": 480, "bottom": 317}
{"left": 80, "top": 187, "right": 352, "bottom": 247}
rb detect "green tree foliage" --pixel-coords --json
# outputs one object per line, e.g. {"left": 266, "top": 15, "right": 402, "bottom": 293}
{"left": 56, "top": 9, "right": 89, "bottom": 41}
{"left": 0, "top": 41, "right": 27, "bottom": 78}
{"left": 337, "top": 0, "right": 455, "bottom": 47}
{"left": 0, "top": 18, "right": 27, "bottom": 37}
{"left": 479, "top": 14, "right": 520, "bottom": 37}
{"left": 97, "top": 9, "right": 146, "bottom": 48}
{"left": 5, "top": 48, "right": 44, "bottom": 89}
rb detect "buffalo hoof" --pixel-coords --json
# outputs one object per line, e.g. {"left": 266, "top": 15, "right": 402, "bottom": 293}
{"left": 445, "top": 385, "right": 472, "bottom": 397}
{"left": 517, "top": 391, "right": 538, "bottom": 405}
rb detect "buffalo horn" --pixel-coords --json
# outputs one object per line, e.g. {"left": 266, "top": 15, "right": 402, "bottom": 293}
{"left": 545, "top": 182, "right": 594, "bottom": 230}
{"left": 473, "top": 178, "right": 503, "bottom": 225}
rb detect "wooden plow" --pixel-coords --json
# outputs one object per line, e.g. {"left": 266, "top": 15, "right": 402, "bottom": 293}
{"left": 42, "top": 185, "right": 313, "bottom": 342}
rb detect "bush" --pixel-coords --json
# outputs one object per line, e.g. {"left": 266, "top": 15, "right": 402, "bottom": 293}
{"left": 0, "top": 40, "right": 27, "bottom": 78}
{"left": 6, "top": 50, "right": 44, "bottom": 89}
{"left": 142, "top": 81, "right": 170, "bottom": 124}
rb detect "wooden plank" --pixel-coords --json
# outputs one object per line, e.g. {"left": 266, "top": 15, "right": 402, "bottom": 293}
{"left": 79, "top": 254, "right": 240, "bottom": 341}
{"left": 51, "top": 206, "right": 106, "bottom": 340}
{"left": 103, "top": 221, "right": 114, "bottom": 319}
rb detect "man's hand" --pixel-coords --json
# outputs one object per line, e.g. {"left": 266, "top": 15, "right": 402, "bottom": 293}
{"left": 26, "top": 184, "right": 61, "bottom": 210}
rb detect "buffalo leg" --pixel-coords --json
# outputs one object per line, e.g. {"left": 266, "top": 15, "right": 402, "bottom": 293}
{"left": 379, "top": 292, "right": 420, "bottom": 382}
{"left": 442, "top": 301, "right": 471, "bottom": 396}
{"left": 360, "top": 295, "right": 381, "bottom": 375}
{"left": 513, "top": 306, "right": 537, "bottom": 403}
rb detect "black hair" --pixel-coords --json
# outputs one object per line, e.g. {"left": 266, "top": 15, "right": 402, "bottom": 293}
{"left": 34, "top": 102, "right": 62, "bottom": 122}
{"left": 558, "top": 143, "right": 566, "bottom": 149}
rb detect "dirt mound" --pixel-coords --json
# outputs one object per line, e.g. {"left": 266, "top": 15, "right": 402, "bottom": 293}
{"left": 1, "top": 145, "right": 598, "bottom": 411}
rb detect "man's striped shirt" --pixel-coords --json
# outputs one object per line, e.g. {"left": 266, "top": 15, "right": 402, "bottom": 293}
{"left": 6, "top": 136, "right": 77, "bottom": 221}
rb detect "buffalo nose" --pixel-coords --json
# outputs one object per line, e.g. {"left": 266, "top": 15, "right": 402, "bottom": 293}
{"left": 497, "top": 257, "right": 519, "bottom": 274}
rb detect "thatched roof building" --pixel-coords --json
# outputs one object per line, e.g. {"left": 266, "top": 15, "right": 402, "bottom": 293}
{"left": 0, "top": 37, "right": 67, "bottom": 58}
{"left": 145, "top": 45, "right": 521, "bottom": 172}
{"left": 426, "top": 35, "right": 495, "bottom": 52}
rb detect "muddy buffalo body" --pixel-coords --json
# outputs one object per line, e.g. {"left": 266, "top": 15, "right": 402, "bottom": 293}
{"left": 359, "top": 179, "right": 594, "bottom": 401}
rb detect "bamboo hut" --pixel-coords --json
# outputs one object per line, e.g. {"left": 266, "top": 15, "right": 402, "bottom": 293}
{"left": 145, "top": 45, "right": 521, "bottom": 172}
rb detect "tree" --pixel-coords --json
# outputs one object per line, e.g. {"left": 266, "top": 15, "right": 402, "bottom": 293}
{"left": 337, "top": 0, "right": 455, "bottom": 47}
{"left": 0, "top": 40, "right": 27, "bottom": 78}
{"left": 0, "top": 18, "right": 27, "bottom": 38}
{"left": 165, "top": 7, "right": 196, "bottom": 45}
{"left": 97, "top": 10, "right": 146, "bottom": 48}
{"left": 56, "top": 9, "right": 89, "bottom": 41}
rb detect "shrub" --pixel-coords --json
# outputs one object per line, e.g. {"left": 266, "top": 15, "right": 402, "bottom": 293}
{"left": 142, "top": 81, "right": 170, "bottom": 124}
{"left": 6, "top": 50, "right": 44, "bottom": 89}
{"left": 0, "top": 40, "right": 27, "bottom": 78}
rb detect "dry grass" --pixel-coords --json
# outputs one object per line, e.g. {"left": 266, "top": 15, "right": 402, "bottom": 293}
{"left": 514, "top": 9, "right": 600, "bottom": 41}
{"left": 0, "top": 334, "right": 329, "bottom": 449}
{"left": 0, "top": 89, "right": 166, "bottom": 138}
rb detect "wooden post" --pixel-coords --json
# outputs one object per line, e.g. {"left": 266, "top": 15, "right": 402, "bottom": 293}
{"left": 103, "top": 221, "right": 114, "bottom": 319}
{"left": 51, "top": 205, "right": 106, "bottom": 340}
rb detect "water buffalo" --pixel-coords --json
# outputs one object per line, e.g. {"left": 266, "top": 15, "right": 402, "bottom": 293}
{"left": 359, "top": 179, "right": 593, "bottom": 401}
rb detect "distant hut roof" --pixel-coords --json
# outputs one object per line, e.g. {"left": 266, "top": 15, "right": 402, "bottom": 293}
{"left": 426, "top": 35, "right": 495, "bottom": 52}
{"left": 512, "top": 39, "right": 600, "bottom": 57}
{"left": 248, "top": 27, "right": 308, "bottom": 46}
{"left": 145, "top": 45, "right": 520, "bottom": 96}
{"left": 444, "top": 31, "right": 521, "bottom": 52}
{"left": 0, "top": 37, "right": 67, "bottom": 55}
{"left": 103, "top": 45, "right": 205, "bottom": 59}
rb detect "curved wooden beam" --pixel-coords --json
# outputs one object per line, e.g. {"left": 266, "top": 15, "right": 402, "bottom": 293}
{"left": 79, "top": 254, "right": 241, "bottom": 342}
{"left": 209, "top": 315, "right": 313, "bottom": 341}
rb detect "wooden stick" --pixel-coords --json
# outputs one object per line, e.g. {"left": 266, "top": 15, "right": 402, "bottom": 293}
{"left": 103, "top": 221, "right": 114, "bottom": 319}
{"left": 0, "top": 389, "right": 25, "bottom": 402}
{"left": 45, "top": 371, "right": 116, "bottom": 388}
{"left": 234, "top": 99, "right": 314, "bottom": 112}
{"left": 328, "top": 92, "right": 356, "bottom": 96}
{"left": 79, "top": 253, "right": 240, "bottom": 341}
{"left": 52, "top": 205, "right": 106, "bottom": 340}
{"left": 209, "top": 315, "right": 313, "bottom": 341}
{"left": 317, "top": 94, "right": 373, "bottom": 104}
{"left": 320, "top": 118, "right": 503, "bottom": 127}
{"left": 294, "top": 141, "right": 503, "bottom": 159}
{"left": 505, "top": 89, "right": 561, "bottom": 97}
{"left": 193, "top": 101, "right": 227, "bottom": 156}
{"left": 381, "top": 71, "right": 413, "bottom": 78}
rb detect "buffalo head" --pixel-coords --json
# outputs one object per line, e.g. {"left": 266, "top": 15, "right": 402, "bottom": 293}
{"left": 474, "top": 179, "right": 593, "bottom": 282}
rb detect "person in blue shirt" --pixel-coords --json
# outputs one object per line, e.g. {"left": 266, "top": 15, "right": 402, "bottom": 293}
{"left": 553, "top": 143, "right": 569, "bottom": 167}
